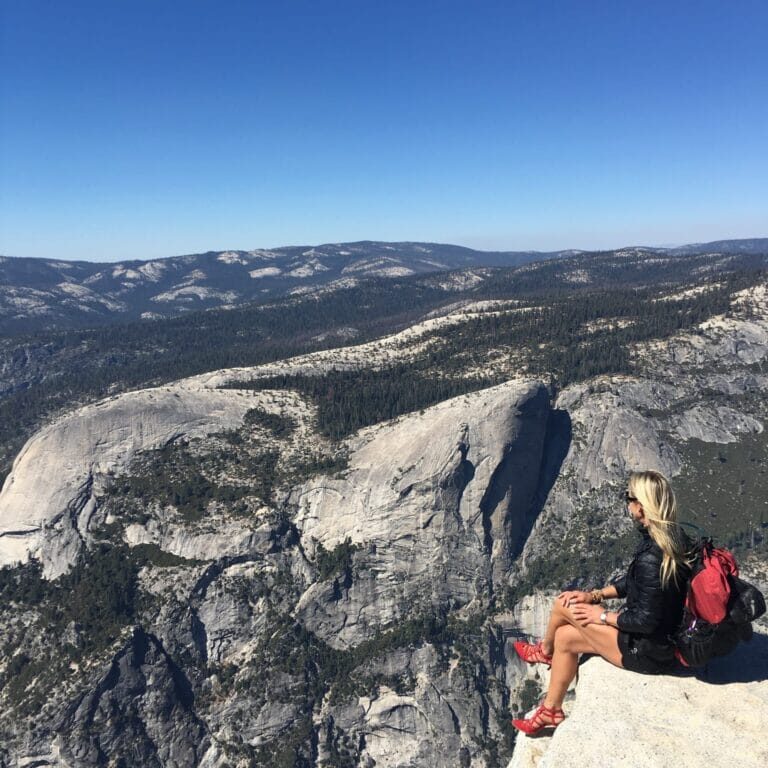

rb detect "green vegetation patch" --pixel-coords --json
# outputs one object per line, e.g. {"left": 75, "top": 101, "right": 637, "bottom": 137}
{"left": 0, "top": 544, "right": 149, "bottom": 714}
{"left": 129, "top": 542, "right": 203, "bottom": 568}
{"left": 0, "top": 541, "right": 202, "bottom": 662}
{"left": 430, "top": 274, "right": 752, "bottom": 388}
{"left": 0, "top": 537, "right": 214, "bottom": 717}
{"left": 225, "top": 364, "right": 495, "bottom": 440}
{"left": 243, "top": 407, "right": 297, "bottom": 437}
{"left": 105, "top": 439, "right": 273, "bottom": 521}
{"left": 283, "top": 450, "right": 351, "bottom": 484}
{"left": 0, "top": 545, "right": 138, "bottom": 655}
{"left": 673, "top": 429, "right": 768, "bottom": 554}
{"left": 315, "top": 538, "right": 360, "bottom": 580}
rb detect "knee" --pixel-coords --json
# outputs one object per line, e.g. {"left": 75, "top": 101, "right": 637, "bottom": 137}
{"left": 551, "top": 596, "right": 567, "bottom": 616}
{"left": 551, "top": 596, "right": 574, "bottom": 623}
{"left": 554, "top": 625, "right": 580, "bottom": 653}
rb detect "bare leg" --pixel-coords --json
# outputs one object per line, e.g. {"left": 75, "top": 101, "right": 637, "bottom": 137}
{"left": 543, "top": 623, "right": 623, "bottom": 710}
{"left": 544, "top": 625, "right": 581, "bottom": 707}
{"left": 514, "top": 611, "right": 624, "bottom": 731}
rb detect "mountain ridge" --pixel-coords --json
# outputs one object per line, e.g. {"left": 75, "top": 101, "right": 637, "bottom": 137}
{"left": 0, "top": 241, "right": 558, "bottom": 335}
{"left": 2, "top": 238, "right": 766, "bottom": 335}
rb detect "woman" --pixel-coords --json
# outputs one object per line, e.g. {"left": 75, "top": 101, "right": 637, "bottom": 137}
{"left": 511, "top": 470, "right": 690, "bottom": 735}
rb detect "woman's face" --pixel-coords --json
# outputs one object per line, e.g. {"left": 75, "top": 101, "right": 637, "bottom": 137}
{"left": 626, "top": 489, "right": 647, "bottom": 526}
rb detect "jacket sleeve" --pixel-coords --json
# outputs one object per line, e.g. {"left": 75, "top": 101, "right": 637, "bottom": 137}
{"left": 616, "top": 551, "right": 665, "bottom": 636}
{"left": 612, "top": 575, "right": 627, "bottom": 598}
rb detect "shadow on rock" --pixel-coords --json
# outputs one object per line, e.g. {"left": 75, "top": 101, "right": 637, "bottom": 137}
{"left": 507, "top": 407, "right": 572, "bottom": 560}
{"left": 695, "top": 631, "right": 768, "bottom": 684}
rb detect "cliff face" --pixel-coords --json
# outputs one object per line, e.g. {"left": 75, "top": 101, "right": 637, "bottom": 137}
{"left": 0, "top": 387, "right": 262, "bottom": 577}
{"left": 0, "top": 281, "right": 767, "bottom": 766}
{"left": 511, "top": 285, "right": 768, "bottom": 592}
{"left": 292, "top": 380, "right": 551, "bottom": 648}
{"left": 0, "top": 378, "right": 556, "bottom": 767}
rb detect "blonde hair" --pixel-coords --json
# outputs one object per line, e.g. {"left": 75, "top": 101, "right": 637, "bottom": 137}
{"left": 628, "top": 470, "right": 688, "bottom": 588}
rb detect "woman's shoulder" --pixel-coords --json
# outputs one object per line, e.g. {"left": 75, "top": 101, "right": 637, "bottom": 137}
{"left": 633, "top": 530, "right": 662, "bottom": 559}
{"left": 632, "top": 535, "right": 663, "bottom": 572}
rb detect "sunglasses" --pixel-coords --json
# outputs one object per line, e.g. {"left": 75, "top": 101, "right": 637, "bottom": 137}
{"left": 624, "top": 491, "right": 638, "bottom": 503}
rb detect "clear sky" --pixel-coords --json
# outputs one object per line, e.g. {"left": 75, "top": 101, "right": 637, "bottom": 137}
{"left": 1, "top": 0, "right": 766, "bottom": 262}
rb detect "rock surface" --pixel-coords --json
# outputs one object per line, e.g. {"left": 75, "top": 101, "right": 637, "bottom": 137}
{"left": 513, "top": 283, "right": 768, "bottom": 588}
{"left": 0, "top": 386, "right": 261, "bottom": 577}
{"left": 508, "top": 629, "right": 768, "bottom": 768}
{"left": 293, "top": 379, "right": 551, "bottom": 647}
{"left": 1, "top": 378, "right": 552, "bottom": 767}
{"left": 56, "top": 627, "right": 209, "bottom": 768}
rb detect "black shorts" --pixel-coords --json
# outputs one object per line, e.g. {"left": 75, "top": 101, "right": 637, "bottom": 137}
{"left": 618, "top": 632, "right": 676, "bottom": 675}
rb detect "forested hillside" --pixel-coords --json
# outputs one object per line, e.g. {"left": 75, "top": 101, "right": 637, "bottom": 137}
{"left": 2, "top": 247, "right": 766, "bottom": 485}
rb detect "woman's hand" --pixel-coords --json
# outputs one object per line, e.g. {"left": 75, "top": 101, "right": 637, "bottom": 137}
{"left": 571, "top": 603, "right": 602, "bottom": 627}
{"left": 557, "top": 590, "right": 592, "bottom": 607}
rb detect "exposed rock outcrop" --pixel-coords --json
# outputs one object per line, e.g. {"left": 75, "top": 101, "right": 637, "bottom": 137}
{"left": 56, "top": 628, "right": 209, "bottom": 768}
{"left": 0, "top": 387, "right": 261, "bottom": 577}
{"left": 509, "top": 629, "right": 768, "bottom": 768}
{"left": 513, "top": 286, "right": 768, "bottom": 587}
{"left": 1, "top": 378, "right": 555, "bottom": 767}
{"left": 293, "top": 379, "right": 552, "bottom": 647}
{"left": 316, "top": 637, "right": 512, "bottom": 768}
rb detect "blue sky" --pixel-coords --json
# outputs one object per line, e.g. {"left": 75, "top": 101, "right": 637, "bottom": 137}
{"left": 1, "top": 0, "right": 766, "bottom": 261}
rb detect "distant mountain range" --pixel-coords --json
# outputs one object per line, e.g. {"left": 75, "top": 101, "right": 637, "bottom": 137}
{"left": 1, "top": 238, "right": 766, "bottom": 335}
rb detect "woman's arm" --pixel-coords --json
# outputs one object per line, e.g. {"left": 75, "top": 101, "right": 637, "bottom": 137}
{"left": 571, "top": 602, "right": 621, "bottom": 627}
{"left": 558, "top": 583, "right": 619, "bottom": 607}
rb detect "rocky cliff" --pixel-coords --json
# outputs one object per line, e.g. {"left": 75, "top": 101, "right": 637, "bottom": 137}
{"left": 0, "top": 387, "right": 262, "bottom": 577}
{"left": 1, "top": 276, "right": 767, "bottom": 767}
{"left": 0, "top": 376, "right": 556, "bottom": 766}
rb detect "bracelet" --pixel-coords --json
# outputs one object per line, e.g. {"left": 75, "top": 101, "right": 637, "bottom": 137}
{"left": 590, "top": 588, "right": 603, "bottom": 604}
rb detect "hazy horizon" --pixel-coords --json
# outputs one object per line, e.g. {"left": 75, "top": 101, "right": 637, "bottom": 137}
{"left": 3, "top": 233, "right": 768, "bottom": 265}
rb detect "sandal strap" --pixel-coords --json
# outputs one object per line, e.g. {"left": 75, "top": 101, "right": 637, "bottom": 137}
{"left": 514, "top": 640, "right": 553, "bottom": 664}
{"left": 534, "top": 642, "right": 553, "bottom": 662}
{"left": 512, "top": 701, "right": 566, "bottom": 734}
{"left": 532, "top": 703, "right": 565, "bottom": 722}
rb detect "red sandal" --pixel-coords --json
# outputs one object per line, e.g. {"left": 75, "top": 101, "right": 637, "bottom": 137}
{"left": 511, "top": 701, "right": 565, "bottom": 735}
{"left": 513, "top": 640, "right": 553, "bottom": 667}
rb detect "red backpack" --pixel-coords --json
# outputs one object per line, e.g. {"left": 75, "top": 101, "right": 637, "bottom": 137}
{"left": 674, "top": 535, "right": 765, "bottom": 668}
{"left": 685, "top": 539, "right": 738, "bottom": 624}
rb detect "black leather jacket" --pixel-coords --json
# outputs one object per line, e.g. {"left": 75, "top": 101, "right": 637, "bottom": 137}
{"left": 612, "top": 529, "right": 688, "bottom": 651}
